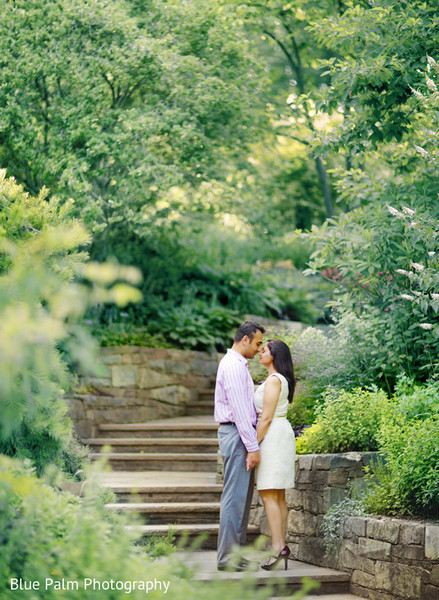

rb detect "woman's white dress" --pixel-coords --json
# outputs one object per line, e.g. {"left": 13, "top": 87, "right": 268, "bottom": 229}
{"left": 254, "top": 372, "right": 296, "bottom": 490}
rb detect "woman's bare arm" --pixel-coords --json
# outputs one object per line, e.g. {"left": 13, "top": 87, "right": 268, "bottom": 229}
{"left": 256, "top": 376, "right": 281, "bottom": 444}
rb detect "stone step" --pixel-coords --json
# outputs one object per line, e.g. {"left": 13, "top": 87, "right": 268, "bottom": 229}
{"left": 84, "top": 437, "right": 218, "bottom": 454}
{"left": 298, "top": 596, "right": 361, "bottom": 600}
{"left": 180, "top": 550, "right": 352, "bottom": 595}
{"left": 98, "top": 422, "right": 218, "bottom": 439}
{"left": 90, "top": 452, "right": 218, "bottom": 471}
{"left": 96, "top": 471, "right": 221, "bottom": 503}
{"left": 129, "top": 524, "right": 260, "bottom": 550}
{"left": 107, "top": 501, "right": 220, "bottom": 524}
{"left": 185, "top": 402, "right": 214, "bottom": 416}
{"left": 109, "top": 484, "right": 223, "bottom": 503}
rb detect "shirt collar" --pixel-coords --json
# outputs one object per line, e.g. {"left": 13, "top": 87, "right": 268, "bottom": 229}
{"left": 227, "top": 348, "right": 249, "bottom": 366}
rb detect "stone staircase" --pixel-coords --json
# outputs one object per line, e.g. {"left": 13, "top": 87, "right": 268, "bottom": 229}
{"left": 84, "top": 389, "right": 362, "bottom": 599}
{"left": 83, "top": 412, "right": 260, "bottom": 548}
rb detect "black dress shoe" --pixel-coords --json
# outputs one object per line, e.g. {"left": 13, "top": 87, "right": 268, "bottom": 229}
{"left": 217, "top": 557, "right": 253, "bottom": 571}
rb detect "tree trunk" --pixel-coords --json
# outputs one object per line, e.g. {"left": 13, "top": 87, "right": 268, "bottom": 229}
{"left": 315, "top": 156, "right": 334, "bottom": 218}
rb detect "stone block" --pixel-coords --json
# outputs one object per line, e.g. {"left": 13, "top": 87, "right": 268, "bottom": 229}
{"left": 73, "top": 419, "right": 93, "bottom": 439}
{"left": 303, "top": 493, "right": 323, "bottom": 514}
{"left": 313, "top": 470, "right": 329, "bottom": 485}
{"left": 375, "top": 561, "right": 424, "bottom": 598}
{"left": 138, "top": 368, "right": 177, "bottom": 389}
{"left": 329, "top": 452, "right": 362, "bottom": 469}
{"left": 149, "top": 385, "right": 190, "bottom": 406}
{"left": 148, "top": 360, "right": 166, "bottom": 372}
{"left": 66, "top": 397, "right": 86, "bottom": 420}
{"left": 351, "top": 569, "right": 377, "bottom": 589}
{"left": 358, "top": 538, "right": 391, "bottom": 560}
{"left": 328, "top": 470, "right": 349, "bottom": 485}
{"left": 359, "top": 589, "right": 395, "bottom": 600}
{"left": 424, "top": 585, "right": 439, "bottom": 600}
{"left": 287, "top": 510, "right": 317, "bottom": 535}
{"left": 121, "top": 353, "right": 143, "bottom": 364}
{"left": 297, "top": 536, "right": 326, "bottom": 566}
{"left": 400, "top": 522, "right": 425, "bottom": 546}
{"left": 297, "top": 454, "right": 315, "bottom": 471}
{"left": 297, "top": 469, "right": 313, "bottom": 484}
{"left": 190, "top": 359, "right": 218, "bottom": 377}
{"left": 111, "top": 365, "right": 137, "bottom": 387}
{"left": 286, "top": 488, "right": 303, "bottom": 509}
{"left": 248, "top": 506, "right": 264, "bottom": 526}
{"left": 431, "top": 565, "right": 439, "bottom": 586}
{"left": 165, "top": 361, "right": 189, "bottom": 376}
{"left": 390, "top": 564, "right": 423, "bottom": 599}
{"left": 100, "top": 354, "right": 122, "bottom": 365}
{"left": 367, "top": 518, "right": 400, "bottom": 544}
{"left": 323, "top": 487, "right": 347, "bottom": 510}
{"left": 315, "top": 454, "right": 331, "bottom": 470}
{"left": 344, "top": 516, "right": 367, "bottom": 539}
{"left": 426, "top": 524, "right": 439, "bottom": 560}
{"left": 392, "top": 544, "right": 425, "bottom": 561}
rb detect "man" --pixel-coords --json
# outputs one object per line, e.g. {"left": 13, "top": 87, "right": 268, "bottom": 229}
{"left": 214, "top": 320, "right": 265, "bottom": 571}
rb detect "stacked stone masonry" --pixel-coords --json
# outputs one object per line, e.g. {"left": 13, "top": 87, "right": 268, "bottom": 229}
{"left": 67, "top": 347, "right": 219, "bottom": 437}
{"left": 247, "top": 452, "right": 439, "bottom": 600}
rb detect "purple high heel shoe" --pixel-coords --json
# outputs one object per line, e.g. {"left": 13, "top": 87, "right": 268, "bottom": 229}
{"left": 261, "top": 545, "right": 290, "bottom": 571}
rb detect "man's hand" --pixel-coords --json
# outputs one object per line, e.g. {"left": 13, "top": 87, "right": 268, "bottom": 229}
{"left": 246, "top": 450, "right": 261, "bottom": 471}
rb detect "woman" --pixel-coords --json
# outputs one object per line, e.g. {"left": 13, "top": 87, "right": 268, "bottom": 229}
{"left": 252, "top": 339, "right": 296, "bottom": 570}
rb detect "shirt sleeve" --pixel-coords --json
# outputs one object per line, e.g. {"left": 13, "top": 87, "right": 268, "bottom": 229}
{"left": 223, "top": 362, "right": 259, "bottom": 453}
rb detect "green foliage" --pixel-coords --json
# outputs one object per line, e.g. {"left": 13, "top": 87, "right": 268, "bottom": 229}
{"left": 311, "top": 0, "right": 439, "bottom": 146}
{"left": 151, "top": 299, "right": 241, "bottom": 352}
{"left": 0, "top": 456, "right": 272, "bottom": 600}
{"left": 296, "top": 388, "right": 392, "bottom": 454}
{"left": 91, "top": 323, "right": 172, "bottom": 349}
{"left": 362, "top": 380, "right": 439, "bottom": 518}
{"left": 306, "top": 201, "right": 439, "bottom": 391}
{"left": 0, "top": 173, "right": 141, "bottom": 475}
{"left": 322, "top": 497, "right": 367, "bottom": 557}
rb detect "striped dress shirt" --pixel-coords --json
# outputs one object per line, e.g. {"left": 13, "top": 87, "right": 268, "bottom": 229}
{"left": 214, "top": 349, "right": 259, "bottom": 452}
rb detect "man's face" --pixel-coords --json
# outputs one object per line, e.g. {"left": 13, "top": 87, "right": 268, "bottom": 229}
{"left": 243, "top": 330, "right": 263, "bottom": 359}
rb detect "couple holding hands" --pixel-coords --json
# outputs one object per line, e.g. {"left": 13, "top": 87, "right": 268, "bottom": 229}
{"left": 214, "top": 321, "right": 296, "bottom": 571}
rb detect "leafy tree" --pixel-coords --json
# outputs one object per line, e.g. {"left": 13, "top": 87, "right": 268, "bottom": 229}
{"left": 311, "top": 0, "right": 439, "bottom": 147}
{"left": 0, "top": 172, "right": 141, "bottom": 474}
{"left": 0, "top": 0, "right": 265, "bottom": 248}
{"left": 226, "top": 0, "right": 353, "bottom": 218}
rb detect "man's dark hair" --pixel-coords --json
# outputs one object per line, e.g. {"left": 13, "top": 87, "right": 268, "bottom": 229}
{"left": 234, "top": 321, "right": 265, "bottom": 342}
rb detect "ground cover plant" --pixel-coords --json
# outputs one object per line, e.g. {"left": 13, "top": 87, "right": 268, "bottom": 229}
{"left": 0, "top": 456, "right": 277, "bottom": 600}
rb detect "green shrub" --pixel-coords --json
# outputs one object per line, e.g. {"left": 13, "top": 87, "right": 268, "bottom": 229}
{"left": 0, "top": 173, "right": 141, "bottom": 475}
{"left": 393, "top": 375, "right": 439, "bottom": 421}
{"left": 91, "top": 322, "right": 172, "bottom": 349}
{"left": 365, "top": 416, "right": 439, "bottom": 517}
{"left": 361, "top": 380, "right": 439, "bottom": 517}
{"left": 296, "top": 388, "right": 392, "bottom": 454}
{"left": 0, "top": 456, "right": 270, "bottom": 600}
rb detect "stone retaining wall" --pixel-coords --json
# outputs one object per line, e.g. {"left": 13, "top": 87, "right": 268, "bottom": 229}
{"left": 245, "top": 452, "right": 439, "bottom": 600}
{"left": 67, "top": 346, "right": 219, "bottom": 437}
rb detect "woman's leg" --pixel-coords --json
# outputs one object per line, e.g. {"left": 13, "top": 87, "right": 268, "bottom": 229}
{"left": 278, "top": 489, "right": 288, "bottom": 544}
{"left": 259, "top": 489, "right": 285, "bottom": 553}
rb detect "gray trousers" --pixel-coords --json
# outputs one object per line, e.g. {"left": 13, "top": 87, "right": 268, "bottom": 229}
{"left": 217, "top": 424, "right": 255, "bottom": 567}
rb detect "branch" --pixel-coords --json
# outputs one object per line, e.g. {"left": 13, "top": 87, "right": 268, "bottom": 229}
{"left": 101, "top": 72, "right": 116, "bottom": 106}
{"left": 262, "top": 29, "right": 299, "bottom": 76}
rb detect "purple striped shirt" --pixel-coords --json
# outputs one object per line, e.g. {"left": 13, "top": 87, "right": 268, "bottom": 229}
{"left": 214, "top": 349, "right": 259, "bottom": 452}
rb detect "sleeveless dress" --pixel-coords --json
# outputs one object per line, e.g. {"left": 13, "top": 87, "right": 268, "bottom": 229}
{"left": 254, "top": 372, "right": 296, "bottom": 490}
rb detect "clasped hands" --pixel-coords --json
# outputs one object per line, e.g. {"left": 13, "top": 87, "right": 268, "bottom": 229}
{"left": 246, "top": 450, "right": 261, "bottom": 471}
